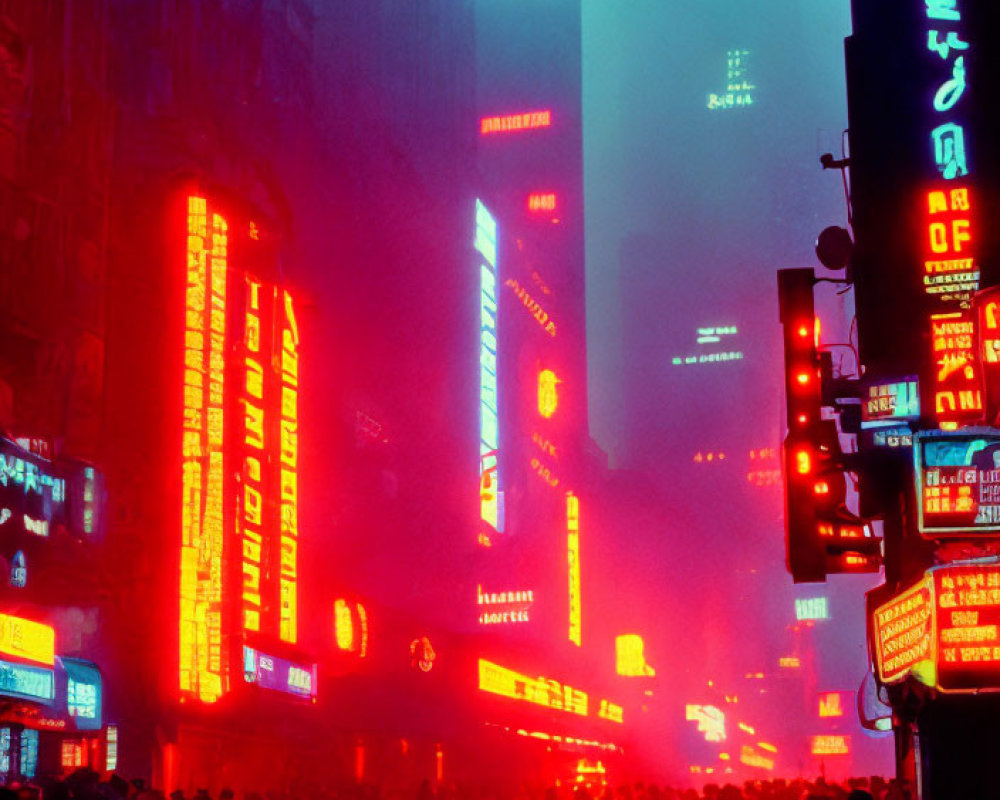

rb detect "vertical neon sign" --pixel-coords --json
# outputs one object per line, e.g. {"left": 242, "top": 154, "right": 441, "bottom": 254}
{"left": 180, "top": 196, "right": 227, "bottom": 703}
{"left": 278, "top": 290, "right": 299, "bottom": 643}
{"left": 241, "top": 277, "right": 265, "bottom": 633}
{"left": 476, "top": 200, "right": 502, "bottom": 545}
{"left": 567, "top": 492, "right": 581, "bottom": 646}
{"left": 921, "top": 1, "right": 980, "bottom": 428}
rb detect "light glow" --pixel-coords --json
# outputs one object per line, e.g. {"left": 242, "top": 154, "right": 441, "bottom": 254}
{"left": 685, "top": 704, "right": 725, "bottom": 742}
{"left": 538, "top": 369, "right": 560, "bottom": 418}
{"left": 527, "top": 193, "right": 557, "bottom": 212}
{"left": 0, "top": 614, "right": 54, "bottom": 665}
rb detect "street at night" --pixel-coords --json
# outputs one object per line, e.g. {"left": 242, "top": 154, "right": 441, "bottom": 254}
{"left": 1, "top": 1, "right": 999, "bottom": 798}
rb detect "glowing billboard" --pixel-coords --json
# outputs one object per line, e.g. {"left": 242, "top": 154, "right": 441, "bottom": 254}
{"left": 615, "top": 634, "right": 656, "bottom": 677}
{"left": 810, "top": 735, "right": 849, "bottom": 756}
{"left": 707, "top": 50, "right": 755, "bottom": 110}
{"left": 818, "top": 692, "right": 846, "bottom": 718}
{"left": 477, "top": 585, "right": 534, "bottom": 625}
{"left": 478, "top": 659, "right": 588, "bottom": 717}
{"left": 0, "top": 658, "right": 54, "bottom": 704}
{"left": 243, "top": 646, "right": 316, "bottom": 699}
{"left": 935, "top": 564, "right": 1000, "bottom": 692}
{"left": 0, "top": 614, "right": 54, "bottom": 665}
{"left": 527, "top": 193, "right": 557, "bottom": 213}
{"left": 685, "top": 704, "right": 725, "bottom": 742}
{"left": 278, "top": 289, "right": 299, "bottom": 643}
{"left": 476, "top": 199, "right": 502, "bottom": 545}
{"left": 795, "top": 597, "right": 829, "bottom": 621}
{"left": 861, "top": 378, "right": 920, "bottom": 425}
{"left": 180, "top": 195, "right": 227, "bottom": 703}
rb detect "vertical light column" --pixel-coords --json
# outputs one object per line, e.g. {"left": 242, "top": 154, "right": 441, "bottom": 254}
{"left": 567, "top": 491, "right": 581, "bottom": 646}
{"left": 180, "top": 196, "right": 227, "bottom": 702}
{"left": 241, "top": 278, "right": 265, "bottom": 632}
{"left": 279, "top": 289, "right": 299, "bottom": 643}
{"left": 476, "top": 199, "right": 501, "bottom": 545}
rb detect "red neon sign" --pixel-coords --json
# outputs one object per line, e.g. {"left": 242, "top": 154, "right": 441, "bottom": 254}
{"left": 923, "top": 187, "right": 978, "bottom": 304}
{"left": 480, "top": 110, "right": 551, "bottom": 135}
{"left": 930, "top": 311, "right": 982, "bottom": 424}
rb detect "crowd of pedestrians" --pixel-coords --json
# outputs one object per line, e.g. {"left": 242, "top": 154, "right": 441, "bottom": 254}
{"left": 0, "top": 771, "right": 915, "bottom": 800}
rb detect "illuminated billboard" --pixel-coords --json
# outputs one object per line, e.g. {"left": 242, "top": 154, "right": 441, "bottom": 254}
{"left": 179, "top": 195, "right": 303, "bottom": 703}
{"left": 615, "top": 634, "right": 655, "bottom": 677}
{"left": 685, "top": 704, "right": 725, "bottom": 742}
{"left": 934, "top": 564, "right": 1000, "bottom": 692}
{"left": 810, "top": 735, "right": 849, "bottom": 756}
{"left": 478, "top": 659, "right": 587, "bottom": 717}
{"left": 795, "top": 597, "right": 829, "bottom": 621}
{"left": 818, "top": 692, "right": 846, "bottom": 718}
{"left": 0, "top": 658, "right": 54, "bottom": 704}
{"left": 873, "top": 576, "right": 934, "bottom": 686}
{"left": 477, "top": 585, "right": 533, "bottom": 625}
{"left": 0, "top": 614, "right": 54, "bottom": 666}
{"left": 476, "top": 199, "right": 503, "bottom": 546}
{"left": 914, "top": 432, "right": 1000, "bottom": 535}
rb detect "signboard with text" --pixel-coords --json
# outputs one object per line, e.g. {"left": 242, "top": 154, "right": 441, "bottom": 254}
{"left": 915, "top": 432, "right": 1000, "bottom": 535}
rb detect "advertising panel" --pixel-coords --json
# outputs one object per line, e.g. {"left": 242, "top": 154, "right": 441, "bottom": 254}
{"left": 0, "top": 614, "right": 55, "bottom": 666}
{"left": 243, "top": 646, "right": 316, "bottom": 699}
{"left": 934, "top": 564, "right": 1000, "bottom": 692}
{"left": 872, "top": 577, "right": 934, "bottom": 685}
{"left": 0, "top": 658, "right": 55, "bottom": 704}
{"left": 915, "top": 432, "right": 1000, "bottom": 535}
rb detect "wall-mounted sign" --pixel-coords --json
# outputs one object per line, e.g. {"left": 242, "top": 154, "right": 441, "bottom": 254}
{"left": 976, "top": 286, "right": 1000, "bottom": 424}
{"left": 873, "top": 576, "right": 934, "bottom": 686}
{"left": 929, "top": 311, "right": 982, "bottom": 426}
{"left": 243, "top": 646, "right": 316, "bottom": 699}
{"left": 915, "top": 432, "right": 1000, "bottom": 535}
{"left": 567, "top": 493, "right": 582, "bottom": 647}
{"left": 615, "top": 634, "right": 655, "bottom": 677}
{"left": 479, "top": 659, "right": 588, "bottom": 716}
{"left": 334, "top": 599, "right": 368, "bottom": 656}
{"left": 707, "top": 50, "right": 755, "bottom": 110}
{"left": 598, "top": 699, "right": 624, "bottom": 724}
{"left": 818, "top": 692, "right": 847, "bottom": 718}
{"left": 934, "top": 564, "right": 1000, "bottom": 692}
{"left": 0, "top": 658, "right": 55, "bottom": 704}
{"left": 861, "top": 378, "right": 920, "bottom": 425}
{"left": 527, "top": 193, "right": 556, "bottom": 213}
{"left": 0, "top": 614, "right": 54, "bottom": 665}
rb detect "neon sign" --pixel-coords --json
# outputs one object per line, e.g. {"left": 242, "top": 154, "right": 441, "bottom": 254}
{"left": 615, "top": 634, "right": 655, "bottom": 676}
{"left": 567, "top": 492, "right": 582, "bottom": 646}
{"left": 0, "top": 614, "right": 54, "bottom": 666}
{"left": 180, "top": 195, "right": 227, "bottom": 703}
{"left": 914, "top": 433, "right": 1000, "bottom": 534}
{"left": 861, "top": 379, "right": 921, "bottom": 425}
{"left": 505, "top": 278, "right": 556, "bottom": 337}
{"left": 480, "top": 110, "right": 551, "bottom": 135}
{"left": 708, "top": 50, "right": 754, "bottom": 110}
{"left": 278, "top": 289, "right": 299, "bottom": 643}
{"left": 477, "top": 585, "right": 534, "bottom": 625}
{"left": 478, "top": 659, "right": 588, "bottom": 716}
{"left": 810, "top": 735, "right": 849, "bottom": 756}
{"left": 935, "top": 564, "right": 1000, "bottom": 692}
{"left": 923, "top": 187, "right": 977, "bottom": 303}
{"left": 538, "top": 370, "right": 559, "bottom": 418}
{"left": 527, "top": 193, "right": 556, "bottom": 213}
{"left": 0, "top": 437, "right": 68, "bottom": 538}
{"left": 476, "top": 199, "right": 502, "bottom": 545}
{"left": 685, "top": 704, "right": 725, "bottom": 742}
{"left": 739, "top": 746, "right": 774, "bottom": 770}
{"left": 778, "top": 657, "right": 801, "bottom": 668}
{"left": 976, "top": 287, "right": 1000, "bottom": 421}
{"left": 929, "top": 311, "right": 981, "bottom": 424}
{"left": 598, "top": 699, "right": 623, "bottom": 724}
{"left": 795, "top": 597, "right": 829, "bottom": 621}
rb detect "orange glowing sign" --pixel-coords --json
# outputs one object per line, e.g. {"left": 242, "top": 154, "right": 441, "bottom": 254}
{"left": 810, "top": 735, "right": 849, "bottom": 756}
{"left": 567, "top": 492, "right": 582, "bottom": 646}
{"left": 977, "top": 286, "right": 1000, "bottom": 422}
{"left": 818, "top": 692, "right": 846, "bottom": 718}
{"left": 615, "top": 634, "right": 656, "bottom": 676}
{"left": 478, "top": 659, "right": 588, "bottom": 716}
{"left": 538, "top": 369, "right": 559, "bottom": 418}
{"left": 480, "top": 109, "right": 551, "bottom": 135}
{"left": 923, "top": 186, "right": 978, "bottom": 304}
{"left": 740, "top": 746, "right": 774, "bottom": 770}
{"left": 873, "top": 576, "right": 934, "bottom": 685}
{"left": 180, "top": 196, "right": 227, "bottom": 703}
{"left": 778, "top": 657, "right": 800, "bottom": 669}
{"left": 0, "top": 614, "right": 55, "bottom": 666}
{"left": 930, "top": 311, "right": 982, "bottom": 424}
{"left": 528, "top": 193, "right": 557, "bottom": 213}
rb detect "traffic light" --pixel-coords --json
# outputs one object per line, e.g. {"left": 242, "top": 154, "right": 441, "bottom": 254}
{"left": 778, "top": 270, "right": 881, "bottom": 582}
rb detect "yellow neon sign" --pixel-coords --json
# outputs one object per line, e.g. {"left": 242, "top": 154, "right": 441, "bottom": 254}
{"left": 180, "top": 196, "right": 227, "bottom": 703}
{"left": 279, "top": 289, "right": 299, "bottom": 643}
{"left": 538, "top": 369, "right": 559, "bottom": 418}
{"left": 478, "top": 659, "right": 588, "bottom": 716}
{"left": 598, "top": 699, "right": 624, "bottom": 723}
{"left": 241, "top": 278, "right": 264, "bottom": 632}
{"left": 567, "top": 492, "right": 582, "bottom": 646}
{"left": 0, "top": 614, "right": 55, "bottom": 665}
